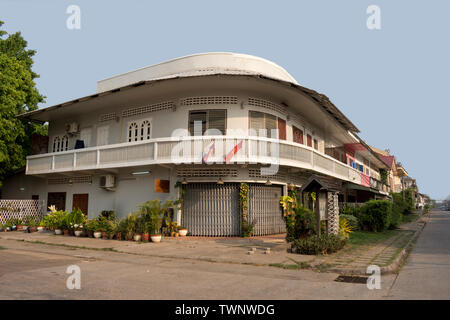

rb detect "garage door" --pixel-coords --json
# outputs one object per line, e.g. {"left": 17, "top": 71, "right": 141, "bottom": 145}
{"left": 182, "top": 183, "right": 240, "bottom": 236}
{"left": 248, "top": 184, "right": 285, "bottom": 235}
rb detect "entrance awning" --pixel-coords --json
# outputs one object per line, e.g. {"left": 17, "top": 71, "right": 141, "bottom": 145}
{"left": 300, "top": 174, "right": 342, "bottom": 193}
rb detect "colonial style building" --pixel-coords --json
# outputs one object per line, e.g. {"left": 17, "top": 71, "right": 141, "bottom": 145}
{"left": 2, "top": 52, "right": 390, "bottom": 236}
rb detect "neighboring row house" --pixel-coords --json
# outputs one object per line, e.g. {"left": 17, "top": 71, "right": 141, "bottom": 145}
{"left": 2, "top": 53, "right": 396, "bottom": 236}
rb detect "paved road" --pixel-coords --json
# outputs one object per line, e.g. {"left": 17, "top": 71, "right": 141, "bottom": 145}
{"left": 386, "top": 210, "right": 450, "bottom": 299}
{"left": 0, "top": 211, "right": 448, "bottom": 299}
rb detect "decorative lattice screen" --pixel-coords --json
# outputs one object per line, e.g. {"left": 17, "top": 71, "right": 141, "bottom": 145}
{"left": 0, "top": 200, "right": 46, "bottom": 224}
{"left": 327, "top": 192, "right": 339, "bottom": 235}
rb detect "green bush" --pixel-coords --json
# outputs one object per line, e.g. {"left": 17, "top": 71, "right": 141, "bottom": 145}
{"left": 291, "top": 234, "right": 347, "bottom": 255}
{"left": 389, "top": 206, "right": 403, "bottom": 229}
{"left": 286, "top": 206, "right": 315, "bottom": 242}
{"left": 341, "top": 204, "right": 362, "bottom": 220}
{"left": 339, "top": 214, "right": 359, "bottom": 231}
{"left": 360, "top": 200, "right": 392, "bottom": 232}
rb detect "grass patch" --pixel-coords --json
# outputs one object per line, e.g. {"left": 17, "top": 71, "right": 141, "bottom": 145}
{"left": 348, "top": 230, "right": 398, "bottom": 247}
{"left": 14, "top": 239, "right": 117, "bottom": 252}
{"left": 402, "top": 213, "right": 419, "bottom": 224}
{"left": 269, "top": 259, "right": 312, "bottom": 270}
{"left": 0, "top": 246, "right": 5, "bottom": 250}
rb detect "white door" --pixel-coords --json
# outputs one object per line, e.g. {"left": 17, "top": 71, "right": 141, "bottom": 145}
{"left": 80, "top": 127, "right": 92, "bottom": 147}
{"left": 97, "top": 125, "right": 109, "bottom": 146}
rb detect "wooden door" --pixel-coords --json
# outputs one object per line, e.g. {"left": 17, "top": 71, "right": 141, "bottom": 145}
{"left": 293, "top": 126, "right": 303, "bottom": 144}
{"left": 307, "top": 134, "right": 312, "bottom": 147}
{"left": 73, "top": 194, "right": 89, "bottom": 215}
{"left": 277, "top": 118, "right": 286, "bottom": 140}
{"left": 47, "top": 192, "right": 66, "bottom": 211}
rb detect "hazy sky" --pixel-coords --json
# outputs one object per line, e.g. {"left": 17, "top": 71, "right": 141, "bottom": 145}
{"left": 1, "top": 0, "right": 448, "bottom": 200}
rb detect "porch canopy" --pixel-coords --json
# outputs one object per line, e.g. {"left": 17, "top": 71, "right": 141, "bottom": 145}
{"left": 300, "top": 174, "right": 341, "bottom": 237}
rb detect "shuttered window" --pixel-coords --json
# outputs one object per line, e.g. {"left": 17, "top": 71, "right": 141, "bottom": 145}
{"left": 293, "top": 126, "right": 303, "bottom": 144}
{"left": 277, "top": 118, "right": 286, "bottom": 140}
{"left": 307, "top": 134, "right": 312, "bottom": 147}
{"left": 189, "top": 109, "right": 226, "bottom": 135}
{"left": 249, "top": 111, "right": 278, "bottom": 138}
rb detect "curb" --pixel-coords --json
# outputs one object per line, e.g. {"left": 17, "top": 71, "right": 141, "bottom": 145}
{"left": 327, "top": 215, "right": 428, "bottom": 276}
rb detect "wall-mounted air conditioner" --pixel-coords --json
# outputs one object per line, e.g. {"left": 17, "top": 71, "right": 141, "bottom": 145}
{"left": 65, "top": 122, "right": 79, "bottom": 134}
{"left": 99, "top": 175, "right": 116, "bottom": 189}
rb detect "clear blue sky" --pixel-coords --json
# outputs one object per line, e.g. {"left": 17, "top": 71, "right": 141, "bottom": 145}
{"left": 1, "top": 0, "right": 448, "bottom": 200}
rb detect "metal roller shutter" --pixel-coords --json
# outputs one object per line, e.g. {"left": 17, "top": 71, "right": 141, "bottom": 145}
{"left": 248, "top": 184, "right": 285, "bottom": 236}
{"left": 182, "top": 183, "right": 240, "bottom": 236}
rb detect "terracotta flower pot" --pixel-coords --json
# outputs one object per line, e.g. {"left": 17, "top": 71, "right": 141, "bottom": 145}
{"left": 29, "top": 226, "right": 37, "bottom": 233}
{"left": 101, "top": 231, "right": 108, "bottom": 239}
{"left": 17, "top": 225, "right": 23, "bottom": 231}
{"left": 115, "top": 232, "right": 122, "bottom": 240}
{"left": 141, "top": 233, "right": 150, "bottom": 242}
{"left": 63, "top": 230, "right": 70, "bottom": 236}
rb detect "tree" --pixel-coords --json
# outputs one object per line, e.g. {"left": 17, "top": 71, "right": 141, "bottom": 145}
{"left": 0, "top": 21, "right": 46, "bottom": 188}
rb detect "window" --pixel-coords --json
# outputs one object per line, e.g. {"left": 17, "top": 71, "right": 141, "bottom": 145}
{"left": 189, "top": 109, "right": 226, "bottom": 135}
{"left": 313, "top": 139, "right": 318, "bottom": 150}
{"left": 307, "top": 134, "right": 312, "bottom": 147}
{"left": 127, "top": 119, "right": 152, "bottom": 142}
{"left": 128, "top": 122, "right": 138, "bottom": 142}
{"left": 52, "top": 135, "right": 69, "bottom": 152}
{"left": 249, "top": 111, "right": 277, "bottom": 138}
{"left": 140, "top": 120, "right": 151, "bottom": 140}
{"left": 293, "top": 126, "right": 303, "bottom": 144}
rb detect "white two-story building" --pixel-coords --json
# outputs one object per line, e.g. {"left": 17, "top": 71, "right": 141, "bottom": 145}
{"left": 2, "top": 52, "right": 389, "bottom": 236}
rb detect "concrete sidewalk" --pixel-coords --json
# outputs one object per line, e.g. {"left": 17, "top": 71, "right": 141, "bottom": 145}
{"left": 0, "top": 214, "right": 427, "bottom": 274}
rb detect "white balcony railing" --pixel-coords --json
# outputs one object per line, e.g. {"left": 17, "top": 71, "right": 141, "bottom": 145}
{"left": 26, "top": 135, "right": 365, "bottom": 184}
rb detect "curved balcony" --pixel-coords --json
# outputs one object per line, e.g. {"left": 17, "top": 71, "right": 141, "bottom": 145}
{"left": 26, "top": 135, "right": 366, "bottom": 185}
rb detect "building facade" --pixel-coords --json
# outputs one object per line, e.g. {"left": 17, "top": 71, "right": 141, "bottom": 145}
{"left": 2, "top": 52, "right": 390, "bottom": 236}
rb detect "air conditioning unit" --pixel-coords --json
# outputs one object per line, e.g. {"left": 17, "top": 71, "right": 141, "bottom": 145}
{"left": 99, "top": 175, "right": 116, "bottom": 189}
{"left": 65, "top": 122, "right": 79, "bottom": 134}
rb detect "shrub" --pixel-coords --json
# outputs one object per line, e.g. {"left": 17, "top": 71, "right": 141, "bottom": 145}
{"left": 241, "top": 219, "right": 256, "bottom": 237}
{"left": 41, "top": 210, "right": 67, "bottom": 230}
{"left": 339, "top": 214, "right": 359, "bottom": 231}
{"left": 285, "top": 206, "right": 315, "bottom": 242}
{"left": 66, "top": 208, "right": 87, "bottom": 230}
{"left": 360, "top": 200, "right": 392, "bottom": 232}
{"left": 291, "top": 234, "right": 347, "bottom": 255}
{"left": 339, "top": 218, "right": 353, "bottom": 239}
{"left": 100, "top": 210, "right": 115, "bottom": 221}
{"left": 389, "top": 206, "right": 403, "bottom": 229}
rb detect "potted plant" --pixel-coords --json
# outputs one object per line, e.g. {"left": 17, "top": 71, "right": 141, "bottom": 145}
{"left": 115, "top": 219, "right": 125, "bottom": 240}
{"left": 37, "top": 220, "right": 46, "bottom": 233}
{"left": 178, "top": 226, "right": 188, "bottom": 237}
{"left": 133, "top": 216, "right": 144, "bottom": 242}
{"left": 74, "top": 224, "right": 84, "bottom": 237}
{"left": 84, "top": 220, "right": 95, "bottom": 238}
{"left": 123, "top": 214, "right": 135, "bottom": 241}
{"left": 41, "top": 208, "right": 66, "bottom": 235}
{"left": 107, "top": 220, "right": 118, "bottom": 240}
